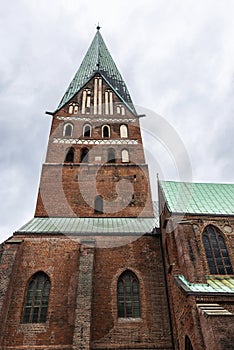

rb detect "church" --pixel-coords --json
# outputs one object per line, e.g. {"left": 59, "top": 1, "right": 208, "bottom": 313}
{"left": 0, "top": 28, "right": 234, "bottom": 350}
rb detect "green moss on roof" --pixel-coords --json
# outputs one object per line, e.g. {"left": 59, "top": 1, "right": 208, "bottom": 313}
{"left": 57, "top": 29, "right": 136, "bottom": 114}
{"left": 159, "top": 180, "right": 234, "bottom": 216}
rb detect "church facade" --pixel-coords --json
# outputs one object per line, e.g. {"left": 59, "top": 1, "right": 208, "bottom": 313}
{"left": 0, "top": 29, "right": 233, "bottom": 350}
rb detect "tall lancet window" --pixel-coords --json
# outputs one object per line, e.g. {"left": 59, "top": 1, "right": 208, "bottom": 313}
{"left": 203, "top": 225, "right": 233, "bottom": 275}
{"left": 22, "top": 272, "right": 50, "bottom": 323}
{"left": 117, "top": 270, "right": 140, "bottom": 318}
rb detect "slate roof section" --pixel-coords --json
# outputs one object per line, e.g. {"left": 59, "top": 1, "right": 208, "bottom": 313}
{"left": 15, "top": 216, "right": 159, "bottom": 236}
{"left": 175, "top": 274, "right": 234, "bottom": 295}
{"left": 159, "top": 180, "right": 234, "bottom": 216}
{"left": 56, "top": 29, "right": 136, "bottom": 114}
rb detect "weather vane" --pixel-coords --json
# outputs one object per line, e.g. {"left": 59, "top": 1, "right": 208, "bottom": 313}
{"left": 96, "top": 22, "right": 101, "bottom": 30}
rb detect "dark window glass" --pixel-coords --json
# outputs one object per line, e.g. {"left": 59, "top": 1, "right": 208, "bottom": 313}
{"left": 185, "top": 335, "right": 193, "bottom": 350}
{"left": 83, "top": 125, "right": 91, "bottom": 137}
{"left": 107, "top": 148, "right": 116, "bottom": 163}
{"left": 80, "top": 148, "right": 89, "bottom": 163}
{"left": 22, "top": 272, "right": 50, "bottom": 324}
{"left": 65, "top": 148, "right": 74, "bottom": 162}
{"left": 117, "top": 271, "right": 140, "bottom": 318}
{"left": 103, "top": 126, "right": 110, "bottom": 138}
{"left": 94, "top": 195, "right": 103, "bottom": 213}
{"left": 203, "top": 225, "right": 233, "bottom": 275}
{"left": 64, "top": 124, "right": 72, "bottom": 136}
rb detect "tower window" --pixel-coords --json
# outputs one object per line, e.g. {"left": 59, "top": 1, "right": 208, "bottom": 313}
{"left": 121, "top": 149, "right": 130, "bottom": 163}
{"left": 120, "top": 124, "right": 128, "bottom": 138}
{"left": 74, "top": 104, "right": 79, "bottom": 114}
{"left": 117, "top": 270, "right": 140, "bottom": 318}
{"left": 116, "top": 105, "right": 125, "bottom": 115}
{"left": 63, "top": 123, "right": 73, "bottom": 137}
{"left": 65, "top": 147, "right": 74, "bottom": 162}
{"left": 80, "top": 148, "right": 89, "bottom": 163}
{"left": 203, "top": 225, "right": 233, "bottom": 275}
{"left": 68, "top": 103, "right": 79, "bottom": 114}
{"left": 22, "top": 272, "right": 50, "bottom": 324}
{"left": 68, "top": 104, "right": 73, "bottom": 114}
{"left": 107, "top": 148, "right": 116, "bottom": 163}
{"left": 102, "top": 125, "right": 110, "bottom": 138}
{"left": 83, "top": 124, "right": 91, "bottom": 137}
{"left": 94, "top": 195, "right": 103, "bottom": 213}
{"left": 185, "top": 336, "right": 193, "bottom": 350}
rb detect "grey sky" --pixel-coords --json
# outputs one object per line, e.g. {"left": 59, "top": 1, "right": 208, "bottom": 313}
{"left": 0, "top": 0, "right": 234, "bottom": 242}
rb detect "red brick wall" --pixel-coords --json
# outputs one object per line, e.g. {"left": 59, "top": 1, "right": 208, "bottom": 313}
{"left": 91, "top": 235, "right": 173, "bottom": 349}
{"left": 0, "top": 234, "right": 173, "bottom": 350}
{"left": 35, "top": 163, "right": 154, "bottom": 218}
{"left": 1, "top": 236, "right": 79, "bottom": 348}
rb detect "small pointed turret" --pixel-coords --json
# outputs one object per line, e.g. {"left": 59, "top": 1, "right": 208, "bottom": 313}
{"left": 57, "top": 29, "right": 136, "bottom": 114}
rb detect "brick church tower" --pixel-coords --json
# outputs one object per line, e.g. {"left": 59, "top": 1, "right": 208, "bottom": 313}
{"left": 0, "top": 28, "right": 173, "bottom": 349}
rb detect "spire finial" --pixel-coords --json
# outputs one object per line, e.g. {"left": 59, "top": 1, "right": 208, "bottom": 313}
{"left": 96, "top": 22, "right": 101, "bottom": 31}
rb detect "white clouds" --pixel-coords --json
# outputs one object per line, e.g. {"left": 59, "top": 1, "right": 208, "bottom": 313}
{"left": 0, "top": 0, "right": 234, "bottom": 242}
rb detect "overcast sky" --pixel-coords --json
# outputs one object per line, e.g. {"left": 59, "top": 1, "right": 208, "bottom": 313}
{"left": 0, "top": 0, "right": 234, "bottom": 243}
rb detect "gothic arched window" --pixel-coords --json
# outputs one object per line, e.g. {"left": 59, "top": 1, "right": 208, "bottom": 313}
{"left": 102, "top": 125, "right": 110, "bottom": 138}
{"left": 117, "top": 270, "right": 140, "bottom": 318}
{"left": 203, "top": 225, "right": 233, "bottom": 275}
{"left": 121, "top": 149, "right": 130, "bottom": 163}
{"left": 65, "top": 147, "right": 74, "bottom": 162}
{"left": 63, "top": 123, "right": 73, "bottom": 137}
{"left": 120, "top": 124, "right": 128, "bottom": 138}
{"left": 94, "top": 195, "right": 103, "bottom": 213}
{"left": 107, "top": 148, "right": 116, "bottom": 163}
{"left": 83, "top": 124, "right": 91, "bottom": 137}
{"left": 80, "top": 148, "right": 89, "bottom": 163}
{"left": 22, "top": 272, "right": 50, "bottom": 324}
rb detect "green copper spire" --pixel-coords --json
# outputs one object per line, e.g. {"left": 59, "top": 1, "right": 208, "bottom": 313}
{"left": 57, "top": 29, "right": 136, "bottom": 114}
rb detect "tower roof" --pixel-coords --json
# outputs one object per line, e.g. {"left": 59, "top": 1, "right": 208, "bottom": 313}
{"left": 56, "top": 29, "right": 136, "bottom": 114}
